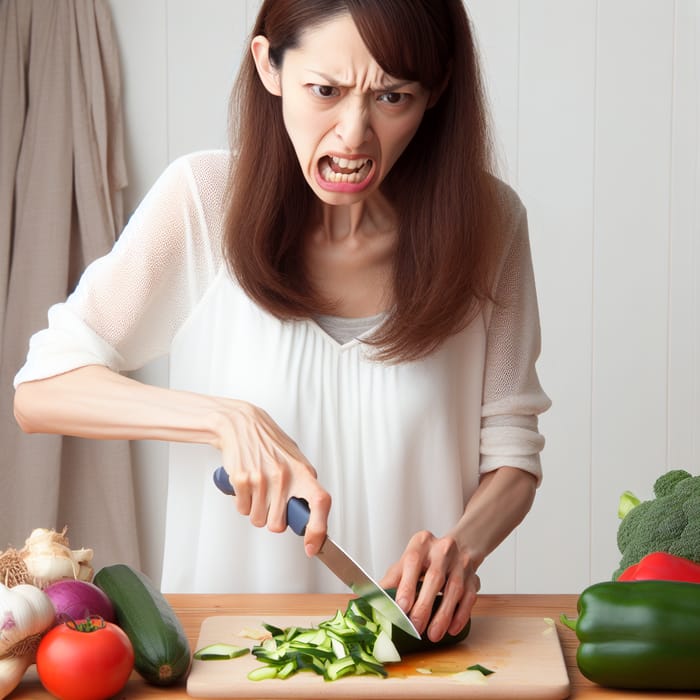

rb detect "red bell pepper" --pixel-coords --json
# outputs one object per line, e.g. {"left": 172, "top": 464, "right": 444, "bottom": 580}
{"left": 618, "top": 551, "right": 700, "bottom": 583}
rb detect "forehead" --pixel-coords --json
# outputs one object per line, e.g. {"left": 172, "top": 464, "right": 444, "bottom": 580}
{"left": 284, "top": 12, "right": 395, "bottom": 87}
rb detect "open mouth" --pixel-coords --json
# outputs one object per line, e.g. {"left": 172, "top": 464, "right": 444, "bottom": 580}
{"left": 319, "top": 155, "right": 373, "bottom": 184}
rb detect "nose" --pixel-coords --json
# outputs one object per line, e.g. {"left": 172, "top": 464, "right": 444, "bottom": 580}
{"left": 335, "top": 98, "right": 372, "bottom": 150}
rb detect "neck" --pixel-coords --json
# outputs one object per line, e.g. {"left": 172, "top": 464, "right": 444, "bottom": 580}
{"left": 316, "top": 191, "right": 396, "bottom": 242}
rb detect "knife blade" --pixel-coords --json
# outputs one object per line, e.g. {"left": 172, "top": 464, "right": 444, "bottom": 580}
{"left": 212, "top": 465, "right": 420, "bottom": 639}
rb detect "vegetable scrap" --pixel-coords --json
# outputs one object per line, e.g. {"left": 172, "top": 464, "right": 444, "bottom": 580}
{"left": 414, "top": 664, "right": 494, "bottom": 684}
{"left": 450, "top": 670, "right": 487, "bottom": 684}
{"left": 238, "top": 626, "right": 271, "bottom": 640}
{"left": 467, "top": 663, "right": 495, "bottom": 675}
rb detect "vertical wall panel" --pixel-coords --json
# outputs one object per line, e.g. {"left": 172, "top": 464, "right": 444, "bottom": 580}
{"left": 167, "top": 0, "right": 249, "bottom": 158}
{"left": 516, "top": 0, "right": 597, "bottom": 592}
{"left": 591, "top": 0, "right": 675, "bottom": 582}
{"left": 668, "top": 0, "right": 700, "bottom": 472}
{"left": 695, "top": 4, "right": 700, "bottom": 471}
{"left": 107, "top": 0, "right": 169, "bottom": 216}
{"left": 466, "top": 0, "right": 521, "bottom": 185}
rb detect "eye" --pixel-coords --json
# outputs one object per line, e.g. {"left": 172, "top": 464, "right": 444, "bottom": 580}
{"left": 377, "top": 92, "right": 410, "bottom": 105}
{"left": 310, "top": 84, "right": 340, "bottom": 98}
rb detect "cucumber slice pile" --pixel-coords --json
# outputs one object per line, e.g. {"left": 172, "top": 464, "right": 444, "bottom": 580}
{"left": 248, "top": 597, "right": 399, "bottom": 681}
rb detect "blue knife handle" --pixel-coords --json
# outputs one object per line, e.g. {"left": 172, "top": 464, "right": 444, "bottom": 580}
{"left": 212, "top": 466, "right": 310, "bottom": 536}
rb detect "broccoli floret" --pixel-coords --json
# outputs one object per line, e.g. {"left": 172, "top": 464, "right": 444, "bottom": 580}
{"left": 613, "top": 469, "right": 700, "bottom": 579}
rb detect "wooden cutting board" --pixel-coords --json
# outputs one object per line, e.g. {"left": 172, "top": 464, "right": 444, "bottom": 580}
{"left": 187, "top": 614, "right": 571, "bottom": 699}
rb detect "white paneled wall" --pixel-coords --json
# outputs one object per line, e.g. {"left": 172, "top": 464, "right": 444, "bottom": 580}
{"left": 107, "top": 0, "right": 699, "bottom": 592}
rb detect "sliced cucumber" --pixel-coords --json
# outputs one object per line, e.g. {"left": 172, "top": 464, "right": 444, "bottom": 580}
{"left": 193, "top": 643, "right": 249, "bottom": 660}
{"left": 248, "top": 666, "right": 280, "bottom": 681}
{"left": 372, "top": 630, "right": 401, "bottom": 663}
{"left": 246, "top": 587, "right": 471, "bottom": 682}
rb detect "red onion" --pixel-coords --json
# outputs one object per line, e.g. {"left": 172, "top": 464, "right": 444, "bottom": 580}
{"left": 43, "top": 579, "right": 116, "bottom": 623}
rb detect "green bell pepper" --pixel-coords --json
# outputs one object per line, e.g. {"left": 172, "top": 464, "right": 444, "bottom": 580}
{"left": 561, "top": 580, "right": 700, "bottom": 690}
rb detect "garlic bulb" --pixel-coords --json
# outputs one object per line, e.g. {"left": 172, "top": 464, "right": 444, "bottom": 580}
{"left": 0, "top": 583, "right": 56, "bottom": 699}
{"left": 19, "top": 528, "right": 93, "bottom": 588}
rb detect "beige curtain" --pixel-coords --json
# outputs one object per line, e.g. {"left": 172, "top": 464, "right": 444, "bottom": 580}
{"left": 0, "top": 0, "right": 140, "bottom": 571}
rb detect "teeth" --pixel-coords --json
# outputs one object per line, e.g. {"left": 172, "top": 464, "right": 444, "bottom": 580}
{"left": 320, "top": 158, "right": 372, "bottom": 184}
{"left": 331, "top": 155, "right": 368, "bottom": 170}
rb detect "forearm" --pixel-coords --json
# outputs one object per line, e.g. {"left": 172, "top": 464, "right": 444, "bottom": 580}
{"left": 14, "top": 364, "right": 231, "bottom": 448}
{"left": 15, "top": 363, "right": 332, "bottom": 553}
{"left": 447, "top": 466, "right": 537, "bottom": 570}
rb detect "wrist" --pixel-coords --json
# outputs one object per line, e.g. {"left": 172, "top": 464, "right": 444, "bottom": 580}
{"left": 446, "top": 528, "right": 485, "bottom": 571}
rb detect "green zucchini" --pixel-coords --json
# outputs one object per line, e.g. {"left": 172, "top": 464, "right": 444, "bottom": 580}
{"left": 94, "top": 564, "right": 191, "bottom": 686}
{"left": 378, "top": 588, "right": 471, "bottom": 655}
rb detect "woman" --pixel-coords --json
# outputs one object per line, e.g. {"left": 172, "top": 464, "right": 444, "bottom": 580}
{"left": 14, "top": 0, "right": 550, "bottom": 643}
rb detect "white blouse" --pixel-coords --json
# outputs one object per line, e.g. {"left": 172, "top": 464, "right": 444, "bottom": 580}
{"left": 15, "top": 150, "right": 551, "bottom": 594}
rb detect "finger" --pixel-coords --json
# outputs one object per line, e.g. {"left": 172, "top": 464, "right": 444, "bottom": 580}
{"left": 426, "top": 570, "right": 464, "bottom": 641}
{"left": 266, "top": 465, "right": 290, "bottom": 533}
{"left": 448, "top": 576, "right": 479, "bottom": 636}
{"left": 410, "top": 566, "right": 446, "bottom": 636}
{"left": 247, "top": 472, "right": 269, "bottom": 528}
{"left": 447, "top": 591, "right": 476, "bottom": 636}
{"left": 379, "top": 562, "right": 403, "bottom": 591}
{"left": 393, "top": 546, "right": 425, "bottom": 614}
{"left": 302, "top": 489, "right": 331, "bottom": 556}
{"left": 229, "top": 468, "right": 253, "bottom": 516}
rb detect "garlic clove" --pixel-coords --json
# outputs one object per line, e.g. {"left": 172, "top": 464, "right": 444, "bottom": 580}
{"left": 0, "top": 652, "right": 33, "bottom": 700}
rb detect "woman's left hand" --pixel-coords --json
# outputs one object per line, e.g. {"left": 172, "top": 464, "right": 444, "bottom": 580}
{"left": 380, "top": 530, "right": 480, "bottom": 642}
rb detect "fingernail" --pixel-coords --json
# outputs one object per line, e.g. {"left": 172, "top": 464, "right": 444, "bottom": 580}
{"left": 397, "top": 597, "right": 409, "bottom": 611}
{"left": 305, "top": 544, "right": 315, "bottom": 557}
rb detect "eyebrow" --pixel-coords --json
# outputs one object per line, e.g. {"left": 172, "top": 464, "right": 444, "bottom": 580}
{"left": 306, "top": 70, "right": 415, "bottom": 91}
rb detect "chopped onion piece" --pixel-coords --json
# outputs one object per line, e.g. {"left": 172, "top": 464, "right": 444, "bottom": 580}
{"left": 451, "top": 669, "right": 488, "bottom": 684}
{"left": 238, "top": 626, "right": 271, "bottom": 640}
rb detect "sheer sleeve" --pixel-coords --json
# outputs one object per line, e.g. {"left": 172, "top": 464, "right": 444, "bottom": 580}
{"left": 14, "top": 150, "right": 228, "bottom": 386}
{"left": 479, "top": 186, "right": 551, "bottom": 483}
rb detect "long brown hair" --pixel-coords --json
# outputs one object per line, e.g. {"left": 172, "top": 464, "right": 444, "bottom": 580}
{"left": 223, "top": 0, "right": 502, "bottom": 362}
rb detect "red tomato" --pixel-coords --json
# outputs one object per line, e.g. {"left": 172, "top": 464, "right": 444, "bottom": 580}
{"left": 36, "top": 617, "right": 134, "bottom": 700}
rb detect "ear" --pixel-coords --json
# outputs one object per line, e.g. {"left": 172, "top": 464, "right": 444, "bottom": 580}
{"left": 251, "top": 35, "right": 282, "bottom": 96}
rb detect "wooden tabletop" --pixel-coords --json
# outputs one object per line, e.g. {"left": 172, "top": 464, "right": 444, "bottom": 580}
{"left": 10, "top": 593, "right": 697, "bottom": 699}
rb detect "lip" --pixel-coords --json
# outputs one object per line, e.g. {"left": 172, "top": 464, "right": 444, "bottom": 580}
{"left": 314, "top": 153, "right": 376, "bottom": 194}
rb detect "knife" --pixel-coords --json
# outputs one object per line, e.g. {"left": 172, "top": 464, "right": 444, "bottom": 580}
{"left": 212, "top": 465, "right": 420, "bottom": 639}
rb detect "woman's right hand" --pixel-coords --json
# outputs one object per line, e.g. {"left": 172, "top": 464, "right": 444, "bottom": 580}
{"left": 213, "top": 400, "right": 331, "bottom": 557}
{"left": 15, "top": 366, "right": 331, "bottom": 557}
